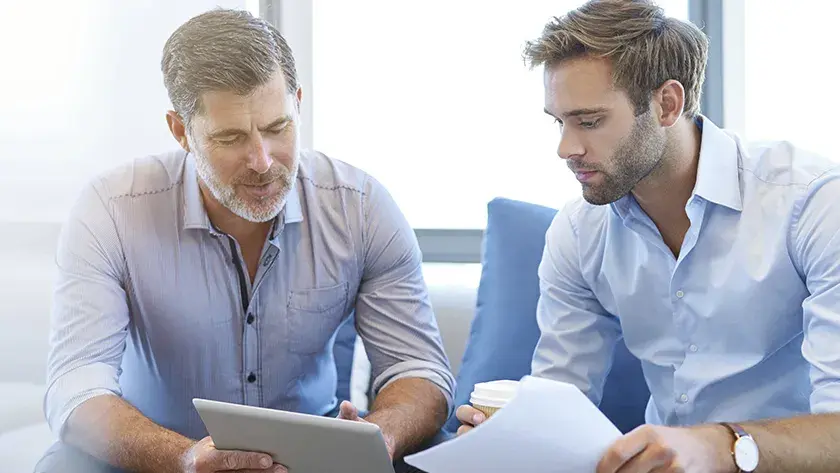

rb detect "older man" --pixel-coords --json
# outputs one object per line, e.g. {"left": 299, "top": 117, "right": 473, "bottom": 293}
{"left": 36, "top": 9, "right": 453, "bottom": 473}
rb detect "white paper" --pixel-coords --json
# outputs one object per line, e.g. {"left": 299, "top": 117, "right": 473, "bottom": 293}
{"left": 405, "top": 376, "right": 622, "bottom": 473}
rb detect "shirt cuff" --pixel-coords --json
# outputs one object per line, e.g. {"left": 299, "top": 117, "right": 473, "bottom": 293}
{"left": 45, "top": 362, "right": 122, "bottom": 437}
{"left": 372, "top": 360, "right": 456, "bottom": 416}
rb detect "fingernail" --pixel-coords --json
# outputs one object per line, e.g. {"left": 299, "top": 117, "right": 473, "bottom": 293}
{"left": 473, "top": 413, "right": 485, "bottom": 424}
{"left": 261, "top": 457, "right": 272, "bottom": 467}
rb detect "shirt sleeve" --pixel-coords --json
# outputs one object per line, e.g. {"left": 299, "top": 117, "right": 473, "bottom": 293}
{"left": 43, "top": 181, "right": 130, "bottom": 437}
{"left": 352, "top": 175, "right": 455, "bottom": 412}
{"left": 790, "top": 170, "right": 840, "bottom": 414}
{"left": 530, "top": 204, "right": 623, "bottom": 406}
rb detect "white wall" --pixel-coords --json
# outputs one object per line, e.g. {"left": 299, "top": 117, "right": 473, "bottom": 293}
{"left": 0, "top": 0, "right": 254, "bottom": 223}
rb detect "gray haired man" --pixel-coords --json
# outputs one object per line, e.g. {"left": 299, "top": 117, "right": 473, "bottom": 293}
{"left": 35, "top": 9, "right": 453, "bottom": 473}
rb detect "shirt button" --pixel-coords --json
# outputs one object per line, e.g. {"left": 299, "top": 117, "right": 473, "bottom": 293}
{"left": 246, "top": 314, "right": 255, "bottom": 325}
{"left": 247, "top": 372, "right": 257, "bottom": 383}
{"left": 689, "top": 344, "right": 698, "bottom": 353}
{"left": 675, "top": 290, "right": 685, "bottom": 298}
{"left": 679, "top": 393, "right": 689, "bottom": 403}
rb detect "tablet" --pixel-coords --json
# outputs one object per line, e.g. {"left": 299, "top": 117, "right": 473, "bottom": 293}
{"left": 193, "top": 398, "right": 395, "bottom": 473}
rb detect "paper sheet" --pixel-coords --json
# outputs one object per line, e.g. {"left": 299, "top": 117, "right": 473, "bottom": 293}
{"left": 404, "top": 376, "right": 622, "bottom": 473}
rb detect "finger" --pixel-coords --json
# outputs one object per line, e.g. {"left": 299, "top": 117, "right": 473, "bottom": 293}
{"left": 596, "top": 427, "right": 656, "bottom": 473}
{"left": 210, "top": 450, "right": 274, "bottom": 471}
{"left": 456, "top": 425, "right": 473, "bottom": 436}
{"left": 614, "top": 443, "right": 675, "bottom": 473}
{"left": 649, "top": 465, "right": 676, "bottom": 473}
{"left": 337, "top": 400, "right": 360, "bottom": 420}
{"left": 455, "top": 405, "right": 485, "bottom": 426}
{"left": 219, "top": 466, "right": 287, "bottom": 473}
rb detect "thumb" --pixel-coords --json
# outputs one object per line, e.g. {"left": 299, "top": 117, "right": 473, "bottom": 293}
{"left": 337, "top": 401, "right": 360, "bottom": 421}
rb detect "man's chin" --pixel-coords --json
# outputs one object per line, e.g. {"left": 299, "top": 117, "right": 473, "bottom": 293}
{"left": 226, "top": 194, "right": 286, "bottom": 223}
{"left": 581, "top": 186, "right": 624, "bottom": 206}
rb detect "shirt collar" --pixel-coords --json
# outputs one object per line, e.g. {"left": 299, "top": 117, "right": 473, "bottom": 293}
{"left": 182, "top": 152, "right": 304, "bottom": 236}
{"left": 691, "top": 115, "right": 743, "bottom": 212}
{"left": 610, "top": 115, "right": 743, "bottom": 219}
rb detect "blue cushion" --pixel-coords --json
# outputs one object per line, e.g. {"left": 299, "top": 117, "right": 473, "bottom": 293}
{"left": 444, "top": 197, "right": 649, "bottom": 433}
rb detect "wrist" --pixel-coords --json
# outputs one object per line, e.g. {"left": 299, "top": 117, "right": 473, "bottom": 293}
{"left": 175, "top": 439, "right": 199, "bottom": 473}
{"left": 695, "top": 423, "right": 740, "bottom": 473}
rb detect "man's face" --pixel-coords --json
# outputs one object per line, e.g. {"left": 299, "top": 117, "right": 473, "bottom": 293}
{"left": 188, "top": 70, "right": 301, "bottom": 223}
{"left": 544, "top": 57, "right": 666, "bottom": 205}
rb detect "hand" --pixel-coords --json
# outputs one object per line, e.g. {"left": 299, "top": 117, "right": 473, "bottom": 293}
{"left": 181, "top": 436, "right": 287, "bottom": 473}
{"left": 454, "top": 404, "right": 487, "bottom": 436}
{"left": 596, "top": 424, "right": 734, "bottom": 473}
{"left": 337, "top": 400, "right": 396, "bottom": 459}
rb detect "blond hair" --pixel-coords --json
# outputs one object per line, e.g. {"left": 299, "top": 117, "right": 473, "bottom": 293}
{"left": 524, "top": 0, "right": 708, "bottom": 117}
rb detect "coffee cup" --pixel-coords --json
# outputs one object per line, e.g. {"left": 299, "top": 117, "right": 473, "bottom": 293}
{"left": 469, "top": 379, "right": 520, "bottom": 419}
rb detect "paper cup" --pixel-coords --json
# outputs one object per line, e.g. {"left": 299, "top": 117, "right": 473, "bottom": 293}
{"left": 469, "top": 380, "right": 520, "bottom": 419}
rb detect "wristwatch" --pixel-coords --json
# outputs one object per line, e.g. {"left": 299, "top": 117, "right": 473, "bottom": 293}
{"left": 721, "top": 422, "right": 759, "bottom": 472}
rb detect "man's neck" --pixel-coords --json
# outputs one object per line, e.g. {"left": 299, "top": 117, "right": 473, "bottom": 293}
{"left": 198, "top": 183, "right": 273, "bottom": 243}
{"left": 632, "top": 118, "right": 702, "bottom": 226}
{"left": 630, "top": 118, "right": 702, "bottom": 257}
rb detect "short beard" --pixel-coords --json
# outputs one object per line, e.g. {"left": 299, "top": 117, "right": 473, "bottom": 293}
{"left": 192, "top": 146, "right": 297, "bottom": 223}
{"left": 581, "top": 111, "right": 667, "bottom": 205}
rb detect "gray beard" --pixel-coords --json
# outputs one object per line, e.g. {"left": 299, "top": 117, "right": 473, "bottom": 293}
{"left": 192, "top": 149, "right": 297, "bottom": 223}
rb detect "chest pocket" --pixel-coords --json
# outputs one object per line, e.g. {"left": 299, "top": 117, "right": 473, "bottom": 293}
{"left": 286, "top": 282, "right": 349, "bottom": 355}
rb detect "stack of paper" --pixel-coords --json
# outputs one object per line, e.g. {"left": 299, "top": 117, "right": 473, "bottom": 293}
{"left": 404, "top": 376, "right": 622, "bottom": 473}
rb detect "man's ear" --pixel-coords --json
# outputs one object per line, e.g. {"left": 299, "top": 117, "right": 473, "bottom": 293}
{"left": 652, "top": 79, "right": 685, "bottom": 128}
{"left": 166, "top": 111, "right": 190, "bottom": 152}
{"left": 295, "top": 87, "right": 303, "bottom": 114}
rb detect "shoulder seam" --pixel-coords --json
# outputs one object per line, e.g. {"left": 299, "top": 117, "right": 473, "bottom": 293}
{"left": 738, "top": 164, "right": 808, "bottom": 190}
{"left": 108, "top": 182, "right": 180, "bottom": 201}
{"left": 300, "top": 175, "right": 367, "bottom": 196}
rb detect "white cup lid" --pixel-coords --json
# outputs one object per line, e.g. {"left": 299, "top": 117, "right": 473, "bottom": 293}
{"left": 470, "top": 380, "right": 520, "bottom": 408}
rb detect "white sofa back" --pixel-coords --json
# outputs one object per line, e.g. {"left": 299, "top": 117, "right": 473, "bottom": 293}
{"left": 0, "top": 223, "right": 61, "bottom": 386}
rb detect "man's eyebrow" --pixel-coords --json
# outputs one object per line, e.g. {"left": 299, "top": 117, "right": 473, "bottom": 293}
{"left": 543, "top": 107, "right": 609, "bottom": 118}
{"left": 207, "top": 115, "right": 291, "bottom": 139}
{"left": 258, "top": 115, "right": 291, "bottom": 131}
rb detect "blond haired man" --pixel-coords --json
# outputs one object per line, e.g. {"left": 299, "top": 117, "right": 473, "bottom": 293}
{"left": 457, "top": 1, "right": 840, "bottom": 472}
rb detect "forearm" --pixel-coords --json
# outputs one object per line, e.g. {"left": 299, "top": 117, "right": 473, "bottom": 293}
{"left": 743, "top": 413, "right": 840, "bottom": 473}
{"left": 692, "top": 413, "right": 840, "bottom": 473}
{"left": 364, "top": 377, "right": 448, "bottom": 459}
{"left": 63, "top": 394, "right": 194, "bottom": 473}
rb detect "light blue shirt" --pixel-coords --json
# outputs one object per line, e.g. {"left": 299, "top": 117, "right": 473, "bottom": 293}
{"left": 532, "top": 117, "right": 840, "bottom": 426}
{"left": 44, "top": 149, "right": 454, "bottom": 439}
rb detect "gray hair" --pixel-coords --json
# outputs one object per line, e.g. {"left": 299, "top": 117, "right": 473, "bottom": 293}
{"left": 161, "top": 8, "right": 299, "bottom": 127}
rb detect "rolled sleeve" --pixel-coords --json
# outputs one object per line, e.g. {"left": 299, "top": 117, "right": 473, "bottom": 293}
{"left": 791, "top": 171, "right": 840, "bottom": 414}
{"left": 531, "top": 204, "right": 622, "bottom": 406}
{"left": 353, "top": 175, "right": 455, "bottom": 412}
{"left": 44, "top": 182, "right": 129, "bottom": 436}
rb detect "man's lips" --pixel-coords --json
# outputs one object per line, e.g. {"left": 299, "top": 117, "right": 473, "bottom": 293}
{"left": 572, "top": 169, "right": 598, "bottom": 182}
{"left": 241, "top": 181, "right": 278, "bottom": 198}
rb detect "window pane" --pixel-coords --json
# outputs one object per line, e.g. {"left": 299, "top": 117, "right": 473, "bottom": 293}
{"left": 743, "top": 0, "right": 836, "bottom": 160}
{"left": 312, "top": 0, "right": 689, "bottom": 229}
{"left": 0, "top": 0, "right": 258, "bottom": 222}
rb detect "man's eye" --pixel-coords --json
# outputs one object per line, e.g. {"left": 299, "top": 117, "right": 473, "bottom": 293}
{"left": 580, "top": 119, "right": 601, "bottom": 129}
{"left": 217, "top": 136, "right": 243, "bottom": 145}
{"left": 554, "top": 118, "right": 564, "bottom": 128}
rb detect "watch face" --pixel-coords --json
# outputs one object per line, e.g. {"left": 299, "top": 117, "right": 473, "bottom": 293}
{"left": 734, "top": 437, "right": 759, "bottom": 472}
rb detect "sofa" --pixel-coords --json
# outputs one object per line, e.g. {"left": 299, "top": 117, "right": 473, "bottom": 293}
{"left": 0, "top": 197, "right": 650, "bottom": 472}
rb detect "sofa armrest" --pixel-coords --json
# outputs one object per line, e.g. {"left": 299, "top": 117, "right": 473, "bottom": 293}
{"left": 0, "top": 382, "right": 47, "bottom": 435}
